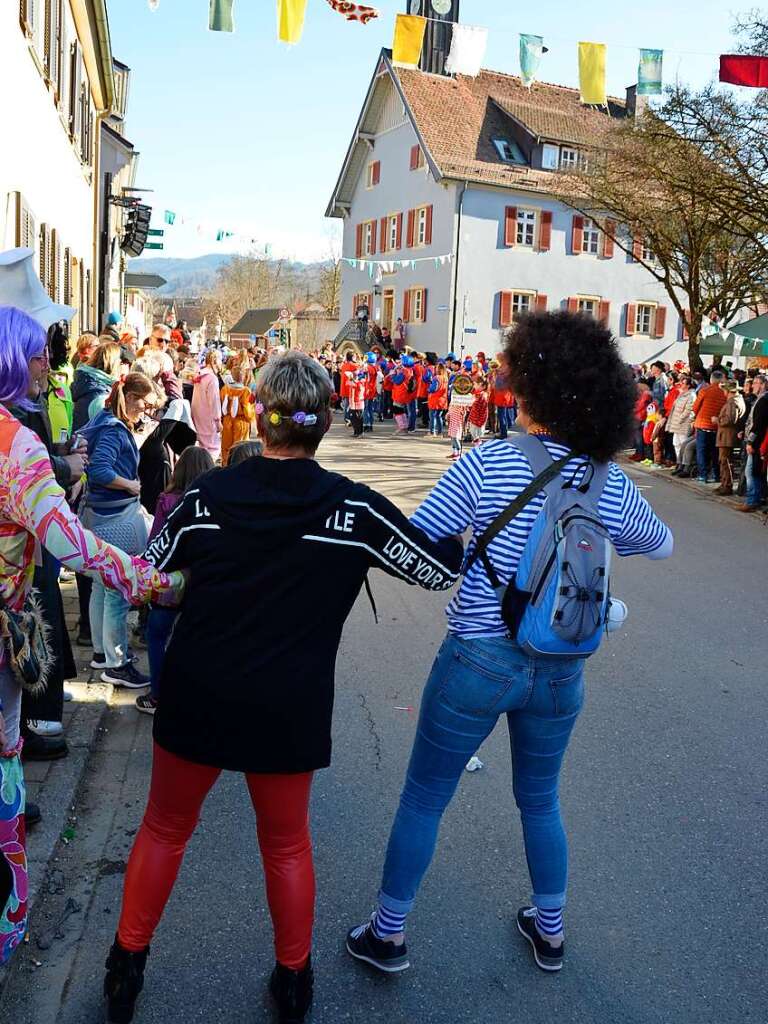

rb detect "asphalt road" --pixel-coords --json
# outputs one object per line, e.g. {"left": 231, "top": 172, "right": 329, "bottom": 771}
{"left": 2, "top": 422, "right": 767, "bottom": 1024}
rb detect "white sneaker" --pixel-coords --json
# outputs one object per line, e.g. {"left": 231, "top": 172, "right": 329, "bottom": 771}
{"left": 27, "top": 719, "right": 64, "bottom": 738}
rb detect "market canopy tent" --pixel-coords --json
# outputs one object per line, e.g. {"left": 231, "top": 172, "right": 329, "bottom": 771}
{"left": 729, "top": 312, "right": 768, "bottom": 340}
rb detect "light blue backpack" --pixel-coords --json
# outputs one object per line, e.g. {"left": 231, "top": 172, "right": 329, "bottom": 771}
{"left": 467, "top": 434, "right": 612, "bottom": 658}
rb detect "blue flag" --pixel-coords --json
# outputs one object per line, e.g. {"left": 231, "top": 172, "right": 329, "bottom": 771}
{"left": 637, "top": 49, "right": 663, "bottom": 96}
{"left": 520, "top": 34, "right": 545, "bottom": 88}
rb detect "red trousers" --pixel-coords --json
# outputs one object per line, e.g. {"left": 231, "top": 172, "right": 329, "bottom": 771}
{"left": 118, "top": 743, "right": 315, "bottom": 969}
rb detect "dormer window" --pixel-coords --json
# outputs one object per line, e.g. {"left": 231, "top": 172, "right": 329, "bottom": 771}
{"left": 492, "top": 137, "right": 525, "bottom": 165}
{"left": 560, "top": 147, "right": 579, "bottom": 170}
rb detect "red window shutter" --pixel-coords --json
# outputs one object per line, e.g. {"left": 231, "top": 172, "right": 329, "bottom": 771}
{"left": 353, "top": 294, "right": 358, "bottom": 316}
{"left": 632, "top": 237, "right": 643, "bottom": 261}
{"left": 403, "top": 289, "right": 412, "bottom": 322}
{"left": 355, "top": 223, "right": 363, "bottom": 259}
{"left": 626, "top": 303, "right": 637, "bottom": 335}
{"left": 603, "top": 220, "right": 616, "bottom": 258}
{"left": 380, "top": 217, "right": 388, "bottom": 253}
{"left": 370, "top": 220, "right": 377, "bottom": 254}
{"left": 598, "top": 300, "right": 611, "bottom": 324}
{"left": 410, "top": 145, "right": 419, "bottom": 170}
{"left": 406, "top": 209, "right": 415, "bottom": 248}
{"left": 372, "top": 160, "right": 381, "bottom": 185}
{"left": 421, "top": 288, "right": 428, "bottom": 322}
{"left": 499, "top": 291, "right": 513, "bottom": 327}
{"left": 425, "top": 205, "right": 433, "bottom": 245}
{"left": 535, "top": 294, "right": 548, "bottom": 312}
{"left": 538, "top": 211, "right": 552, "bottom": 252}
{"left": 396, "top": 212, "right": 403, "bottom": 249}
{"left": 571, "top": 216, "right": 584, "bottom": 254}
{"left": 654, "top": 306, "right": 667, "bottom": 338}
{"left": 682, "top": 310, "right": 690, "bottom": 340}
{"left": 567, "top": 297, "right": 579, "bottom": 314}
{"left": 504, "top": 207, "right": 517, "bottom": 247}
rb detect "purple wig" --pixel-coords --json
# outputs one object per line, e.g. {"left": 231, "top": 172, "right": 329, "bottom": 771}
{"left": 0, "top": 305, "right": 47, "bottom": 410}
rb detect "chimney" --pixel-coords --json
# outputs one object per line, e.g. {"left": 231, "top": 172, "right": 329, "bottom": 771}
{"left": 625, "top": 84, "right": 649, "bottom": 119}
{"left": 407, "top": 0, "right": 460, "bottom": 76}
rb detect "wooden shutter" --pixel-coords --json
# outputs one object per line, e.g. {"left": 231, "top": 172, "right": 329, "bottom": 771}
{"left": 370, "top": 220, "right": 377, "bottom": 254}
{"left": 420, "top": 288, "right": 428, "bottom": 322}
{"left": 51, "top": 228, "right": 61, "bottom": 301}
{"left": 403, "top": 289, "right": 412, "bottom": 322}
{"left": 504, "top": 206, "right": 517, "bottom": 247}
{"left": 424, "top": 205, "right": 433, "bottom": 245}
{"left": 355, "top": 223, "right": 363, "bottom": 259}
{"left": 626, "top": 303, "right": 637, "bottom": 335}
{"left": 535, "top": 294, "right": 548, "bottom": 312}
{"left": 603, "top": 220, "right": 616, "bottom": 258}
{"left": 372, "top": 161, "right": 381, "bottom": 186}
{"left": 406, "top": 209, "right": 415, "bottom": 248}
{"left": 380, "top": 217, "right": 388, "bottom": 253}
{"left": 63, "top": 246, "right": 71, "bottom": 304}
{"left": 567, "top": 296, "right": 579, "bottom": 314}
{"left": 598, "top": 299, "right": 611, "bottom": 324}
{"left": 14, "top": 193, "right": 36, "bottom": 248}
{"left": 39, "top": 224, "right": 48, "bottom": 286}
{"left": 395, "top": 212, "right": 403, "bottom": 249}
{"left": 410, "top": 145, "right": 420, "bottom": 170}
{"left": 55, "top": 0, "right": 65, "bottom": 100}
{"left": 538, "top": 211, "right": 552, "bottom": 252}
{"left": 654, "top": 306, "right": 667, "bottom": 338}
{"left": 68, "top": 43, "right": 80, "bottom": 137}
{"left": 571, "top": 216, "right": 584, "bottom": 254}
{"left": 632, "top": 236, "right": 643, "bottom": 261}
{"left": 499, "top": 291, "right": 513, "bottom": 327}
{"left": 43, "top": 0, "right": 54, "bottom": 80}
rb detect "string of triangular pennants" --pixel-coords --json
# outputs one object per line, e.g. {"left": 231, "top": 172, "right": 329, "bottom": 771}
{"left": 160, "top": 209, "right": 271, "bottom": 254}
{"left": 343, "top": 253, "right": 453, "bottom": 278}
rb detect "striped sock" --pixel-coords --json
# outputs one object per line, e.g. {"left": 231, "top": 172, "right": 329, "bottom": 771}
{"left": 535, "top": 906, "right": 563, "bottom": 937}
{"left": 372, "top": 904, "right": 407, "bottom": 939}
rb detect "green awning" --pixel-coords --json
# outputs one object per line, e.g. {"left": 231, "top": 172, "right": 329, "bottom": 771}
{"left": 730, "top": 313, "right": 768, "bottom": 340}
{"left": 698, "top": 333, "right": 768, "bottom": 357}
{"left": 699, "top": 334, "right": 737, "bottom": 356}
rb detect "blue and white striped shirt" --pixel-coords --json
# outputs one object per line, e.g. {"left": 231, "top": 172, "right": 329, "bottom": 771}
{"left": 411, "top": 439, "right": 672, "bottom": 639}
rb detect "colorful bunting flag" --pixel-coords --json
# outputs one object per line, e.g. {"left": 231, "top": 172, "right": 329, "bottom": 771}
{"left": 637, "top": 48, "right": 663, "bottom": 95}
{"left": 164, "top": 210, "right": 176, "bottom": 225}
{"left": 392, "top": 13, "right": 426, "bottom": 69}
{"left": 277, "top": 0, "right": 308, "bottom": 44}
{"left": 719, "top": 54, "right": 768, "bottom": 88}
{"left": 324, "top": 1, "right": 379, "bottom": 24}
{"left": 209, "top": 0, "right": 235, "bottom": 33}
{"left": 444, "top": 24, "right": 488, "bottom": 78}
{"left": 519, "top": 33, "right": 545, "bottom": 89}
{"left": 578, "top": 41, "right": 607, "bottom": 105}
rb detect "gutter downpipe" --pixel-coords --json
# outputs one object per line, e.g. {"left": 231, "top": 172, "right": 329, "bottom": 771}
{"left": 450, "top": 181, "right": 468, "bottom": 355}
{"left": 90, "top": 1, "right": 114, "bottom": 332}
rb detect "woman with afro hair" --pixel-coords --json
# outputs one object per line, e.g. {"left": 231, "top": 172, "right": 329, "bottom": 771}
{"left": 348, "top": 311, "right": 673, "bottom": 976}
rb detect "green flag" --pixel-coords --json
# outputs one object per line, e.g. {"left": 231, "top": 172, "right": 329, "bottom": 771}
{"left": 164, "top": 210, "right": 176, "bottom": 225}
{"left": 637, "top": 49, "right": 663, "bottom": 96}
{"left": 209, "top": 0, "right": 235, "bottom": 32}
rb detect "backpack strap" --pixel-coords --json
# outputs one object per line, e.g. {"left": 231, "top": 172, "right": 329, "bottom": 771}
{"left": 511, "top": 434, "right": 610, "bottom": 509}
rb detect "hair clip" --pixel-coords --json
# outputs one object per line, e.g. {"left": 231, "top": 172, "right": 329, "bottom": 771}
{"left": 254, "top": 403, "right": 318, "bottom": 427}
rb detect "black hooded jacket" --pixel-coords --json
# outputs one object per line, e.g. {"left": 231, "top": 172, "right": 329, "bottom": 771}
{"left": 144, "top": 456, "right": 463, "bottom": 773}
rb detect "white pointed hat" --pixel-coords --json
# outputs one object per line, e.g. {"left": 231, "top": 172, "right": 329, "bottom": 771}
{"left": 0, "top": 247, "right": 75, "bottom": 328}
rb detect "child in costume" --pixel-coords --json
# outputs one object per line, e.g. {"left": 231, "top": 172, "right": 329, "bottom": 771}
{"left": 347, "top": 369, "right": 366, "bottom": 438}
{"left": 427, "top": 365, "right": 448, "bottom": 437}
{"left": 468, "top": 380, "right": 489, "bottom": 444}
{"left": 220, "top": 362, "right": 256, "bottom": 466}
{"left": 446, "top": 372, "right": 474, "bottom": 459}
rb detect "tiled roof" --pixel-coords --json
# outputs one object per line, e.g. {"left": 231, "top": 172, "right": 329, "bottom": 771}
{"left": 229, "top": 308, "right": 282, "bottom": 337}
{"left": 395, "top": 64, "right": 627, "bottom": 193}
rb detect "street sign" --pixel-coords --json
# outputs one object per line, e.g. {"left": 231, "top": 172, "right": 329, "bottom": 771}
{"left": 144, "top": 242, "right": 164, "bottom": 250}
{"left": 147, "top": 229, "right": 164, "bottom": 237}
{"left": 436, "top": 305, "right": 449, "bottom": 312}
{"left": 464, "top": 327, "right": 478, "bottom": 334}
{"left": 279, "top": 307, "right": 291, "bottom": 322}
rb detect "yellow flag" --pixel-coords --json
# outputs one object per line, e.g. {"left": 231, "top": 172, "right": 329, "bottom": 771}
{"left": 392, "top": 14, "right": 427, "bottom": 69}
{"left": 277, "top": 0, "right": 307, "bottom": 45}
{"left": 578, "top": 42, "right": 607, "bottom": 105}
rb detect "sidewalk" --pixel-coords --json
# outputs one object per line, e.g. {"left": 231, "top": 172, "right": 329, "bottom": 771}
{"left": 619, "top": 455, "right": 768, "bottom": 516}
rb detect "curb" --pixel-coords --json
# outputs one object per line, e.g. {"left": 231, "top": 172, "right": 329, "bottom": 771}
{"left": 617, "top": 456, "right": 764, "bottom": 515}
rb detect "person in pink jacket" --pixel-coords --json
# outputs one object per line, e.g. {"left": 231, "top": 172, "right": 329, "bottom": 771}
{"left": 191, "top": 350, "right": 223, "bottom": 460}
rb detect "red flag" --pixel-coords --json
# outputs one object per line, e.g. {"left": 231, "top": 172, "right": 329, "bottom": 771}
{"left": 719, "top": 54, "right": 768, "bottom": 88}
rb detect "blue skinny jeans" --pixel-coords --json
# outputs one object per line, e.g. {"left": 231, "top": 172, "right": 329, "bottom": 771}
{"left": 428, "top": 409, "right": 444, "bottom": 435}
{"left": 146, "top": 607, "right": 179, "bottom": 699}
{"left": 378, "top": 634, "right": 585, "bottom": 920}
{"left": 407, "top": 400, "right": 418, "bottom": 431}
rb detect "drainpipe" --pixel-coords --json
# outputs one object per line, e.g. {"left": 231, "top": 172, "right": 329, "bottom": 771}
{"left": 449, "top": 181, "right": 468, "bottom": 354}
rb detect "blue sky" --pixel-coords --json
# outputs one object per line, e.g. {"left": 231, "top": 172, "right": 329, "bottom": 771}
{"left": 109, "top": 0, "right": 740, "bottom": 262}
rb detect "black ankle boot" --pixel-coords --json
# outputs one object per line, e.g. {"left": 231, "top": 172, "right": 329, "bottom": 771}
{"left": 104, "top": 938, "right": 149, "bottom": 1024}
{"left": 269, "top": 957, "right": 314, "bottom": 1023}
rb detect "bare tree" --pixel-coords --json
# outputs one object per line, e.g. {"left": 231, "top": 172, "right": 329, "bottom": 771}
{"left": 557, "top": 84, "right": 768, "bottom": 369}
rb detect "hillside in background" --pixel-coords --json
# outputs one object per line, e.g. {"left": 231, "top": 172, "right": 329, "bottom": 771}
{"left": 129, "top": 254, "right": 324, "bottom": 299}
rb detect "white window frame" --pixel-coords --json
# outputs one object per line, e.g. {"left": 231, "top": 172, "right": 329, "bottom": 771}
{"left": 410, "top": 287, "right": 426, "bottom": 323}
{"left": 582, "top": 218, "right": 600, "bottom": 255}
{"left": 542, "top": 144, "right": 559, "bottom": 171}
{"left": 493, "top": 138, "right": 524, "bottom": 165}
{"left": 642, "top": 242, "right": 654, "bottom": 263}
{"left": 577, "top": 296, "right": 599, "bottom": 317}
{"left": 366, "top": 162, "right": 378, "bottom": 189}
{"left": 363, "top": 220, "right": 375, "bottom": 256}
{"left": 516, "top": 209, "right": 537, "bottom": 247}
{"left": 512, "top": 290, "right": 534, "bottom": 321}
{"left": 560, "top": 147, "right": 579, "bottom": 171}
{"left": 388, "top": 214, "right": 398, "bottom": 251}
{"left": 635, "top": 302, "right": 657, "bottom": 335}
{"left": 415, "top": 206, "right": 428, "bottom": 247}
{"left": 578, "top": 152, "right": 590, "bottom": 172}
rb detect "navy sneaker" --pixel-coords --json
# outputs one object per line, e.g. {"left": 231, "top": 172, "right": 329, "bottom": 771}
{"left": 346, "top": 917, "right": 409, "bottom": 973}
{"left": 516, "top": 907, "right": 564, "bottom": 972}
{"left": 101, "top": 663, "right": 150, "bottom": 690}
